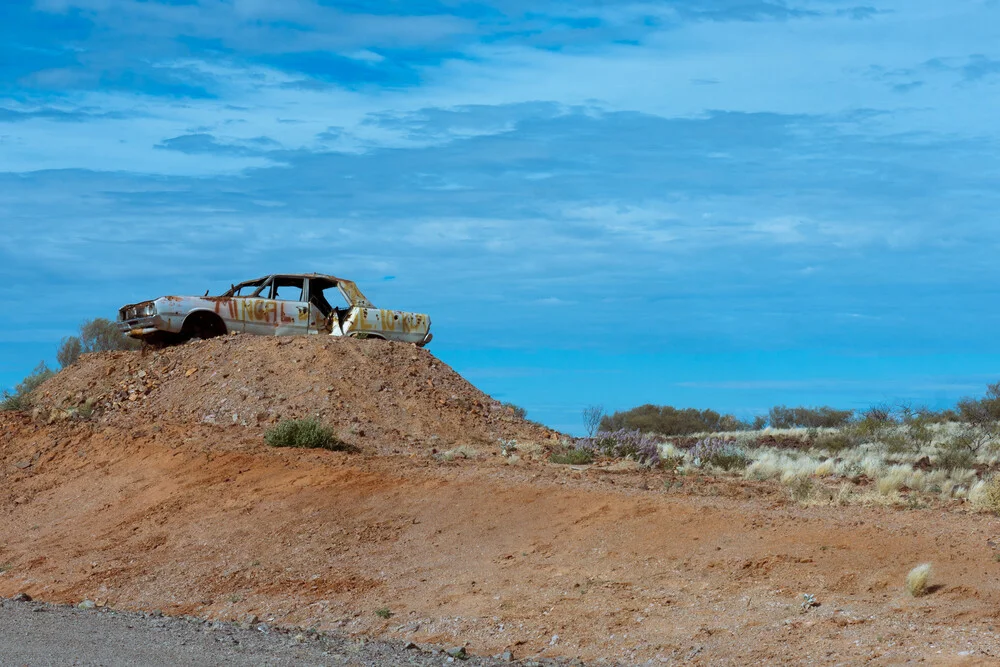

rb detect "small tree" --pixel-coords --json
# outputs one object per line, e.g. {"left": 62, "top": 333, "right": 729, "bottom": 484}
{"left": 582, "top": 404, "right": 604, "bottom": 437}
{"left": 58, "top": 317, "right": 140, "bottom": 367}
{"left": 1, "top": 362, "right": 56, "bottom": 411}
{"left": 56, "top": 336, "right": 83, "bottom": 368}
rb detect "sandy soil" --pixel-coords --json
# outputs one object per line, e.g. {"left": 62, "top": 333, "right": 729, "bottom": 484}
{"left": 3, "top": 341, "right": 1000, "bottom": 665}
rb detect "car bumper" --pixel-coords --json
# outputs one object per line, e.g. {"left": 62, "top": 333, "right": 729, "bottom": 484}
{"left": 118, "top": 316, "right": 165, "bottom": 338}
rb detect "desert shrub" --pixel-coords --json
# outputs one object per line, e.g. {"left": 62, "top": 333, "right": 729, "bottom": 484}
{"left": 264, "top": 418, "right": 347, "bottom": 451}
{"left": 902, "top": 410, "right": 936, "bottom": 449}
{"left": 689, "top": 437, "right": 750, "bottom": 471}
{"left": 785, "top": 476, "right": 814, "bottom": 503}
{"left": 578, "top": 429, "right": 661, "bottom": 466}
{"left": 949, "top": 382, "right": 1000, "bottom": 454}
{"left": 1, "top": 362, "right": 56, "bottom": 411}
{"left": 767, "top": 405, "right": 853, "bottom": 429}
{"left": 971, "top": 475, "right": 1000, "bottom": 514}
{"left": 919, "top": 408, "right": 959, "bottom": 424}
{"left": 905, "top": 563, "right": 933, "bottom": 597}
{"left": 502, "top": 402, "right": 527, "bottom": 419}
{"left": 883, "top": 431, "right": 915, "bottom": 455}
{"left": 599, "top": 404, "right": 742, "bottom": 436}
{"left": 550, "top": 449, "right": 594, "bottom": 465}
{"left": 851, "top": 404, "right": 900, "bottom": 444}
{"left": 936, "top": 437, "right": 978, "bottom": 471}
{"left": 812, "top": 430, "right": 856, "bottom": 453}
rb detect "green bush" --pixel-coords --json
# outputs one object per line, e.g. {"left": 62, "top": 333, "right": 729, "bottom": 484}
{"left": 1, "top": 362, "right": 56, "bottom": 411}
{"left": 768, "top": 405, "right": 854, "bottom": 429}
{"left": 690, "top": 438, "right": 751, "bottom": 471}
{"left": 600, "top": 404, "right": 743, "bottom": 436}
{"left": 883, "top": 432, "right": 915, "bottom": 455}
{"left": 549, "top": 449, "right": 594, "bottom": 465}
{"left": 811, "top": 430, "right": 856, "bottom": 453}
{"left": 264, "top": 418, "right": 347, "bottom": 451}
{"left": 936, "top": 439, "right": 976, "bottom": 471}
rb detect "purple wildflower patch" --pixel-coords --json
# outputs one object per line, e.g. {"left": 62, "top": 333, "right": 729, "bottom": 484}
{"left": 689, "top": 437, "right": 750, "bottom": 471}
{"left": 577, "top": 429, "right": 661, "bottom": 467}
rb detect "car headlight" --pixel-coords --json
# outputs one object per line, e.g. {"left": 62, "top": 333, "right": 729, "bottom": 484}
{"left": 126, "top": 302, "right": 156, "bottom": 319}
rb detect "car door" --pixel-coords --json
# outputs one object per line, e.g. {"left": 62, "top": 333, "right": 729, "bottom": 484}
{"left": 269, "top": 277, "right": 311, "bottom": 336}
{"left": 239, "top": 277, "right": 277, "bottom": 336}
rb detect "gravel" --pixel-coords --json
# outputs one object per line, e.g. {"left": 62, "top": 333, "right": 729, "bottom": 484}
{"left": 0, "top": 598, "right": 589, "bottom": 666}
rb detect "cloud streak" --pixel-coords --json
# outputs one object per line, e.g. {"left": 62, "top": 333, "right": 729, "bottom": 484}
{"left": 3, "top": 0, "right": 1000, "bottom": 427}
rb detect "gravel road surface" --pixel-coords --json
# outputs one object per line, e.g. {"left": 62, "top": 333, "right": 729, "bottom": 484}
{"left": 0, "top": 598, "right": 583, "bottom": 667}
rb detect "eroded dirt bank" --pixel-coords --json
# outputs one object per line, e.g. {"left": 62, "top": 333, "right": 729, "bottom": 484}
{"left": 3, "top": 414, "right": 1000, "bottom": 665}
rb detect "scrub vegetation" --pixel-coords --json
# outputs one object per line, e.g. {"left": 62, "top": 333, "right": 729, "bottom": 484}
{"left": 264, "top": 418, "right": 349, "bottom": 451}
{"left": 576, "top": 383, "right": 1000, "bottom": 513}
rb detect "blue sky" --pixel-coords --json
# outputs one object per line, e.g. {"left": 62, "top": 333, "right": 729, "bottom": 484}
{"left": 2, "top": 0, "right": 999, "bottom": 434}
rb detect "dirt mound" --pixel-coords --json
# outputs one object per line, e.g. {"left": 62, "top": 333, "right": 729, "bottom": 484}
{"left": 32, "top": 335, "right": 559, "bottom": 452}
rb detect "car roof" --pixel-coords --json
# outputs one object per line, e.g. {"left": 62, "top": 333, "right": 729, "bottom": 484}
{"left": 228, "top": 273, "right": 372, "bottom": 307}
{"left": 240, "top": 273, "right": 348, "bottom": 284}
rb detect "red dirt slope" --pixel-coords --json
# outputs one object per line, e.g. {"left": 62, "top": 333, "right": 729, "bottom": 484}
{"left": 3, "top": 413, "right": 1000, "bottom": 664}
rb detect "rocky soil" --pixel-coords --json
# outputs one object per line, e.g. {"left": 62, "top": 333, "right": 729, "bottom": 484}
{"left": 30, "top": 335, "right": 560, "bottom": 453}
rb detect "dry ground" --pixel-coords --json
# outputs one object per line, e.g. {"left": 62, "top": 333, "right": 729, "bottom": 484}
{"left": 3, "top": 339, "right": 1000, "bottom": 665}
{"left": 3, "top": 415, "right": 1000, "bottom": 665}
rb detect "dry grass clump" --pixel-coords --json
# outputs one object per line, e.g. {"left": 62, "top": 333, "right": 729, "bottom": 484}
{"left": 876, "top": 464, "right": 911, "bottom": 495}
{"left": 970, "top": 475, "right": 1000, "bottom": 514}
{"left": 515, "top": 441, "right": 546, "bottom": 457}
{"left": 745, "top": 451, "right": 822, "bottom": 482}
{"left": 440, "top": 445, "right": 479, "bottom": 461}
{"left": 905, "top": 563, "right": 933, "bottom": 597}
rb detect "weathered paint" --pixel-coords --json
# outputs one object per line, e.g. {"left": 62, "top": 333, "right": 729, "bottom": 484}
{"left": 118, "top": 273, "right": 432, "bottom": 346}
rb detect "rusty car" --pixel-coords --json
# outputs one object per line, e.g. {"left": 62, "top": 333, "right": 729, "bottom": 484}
{"left": 117, "top": 273, "right": 432, "bottom": 346}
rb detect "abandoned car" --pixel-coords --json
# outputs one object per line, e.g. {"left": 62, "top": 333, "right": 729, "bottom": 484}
{"left": 117, "top": 273, "right": 432, "bottom": 346}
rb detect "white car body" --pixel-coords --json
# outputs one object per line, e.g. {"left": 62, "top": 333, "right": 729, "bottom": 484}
{"left": 118, "top": 273, "right": 432, "bottom": 346}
